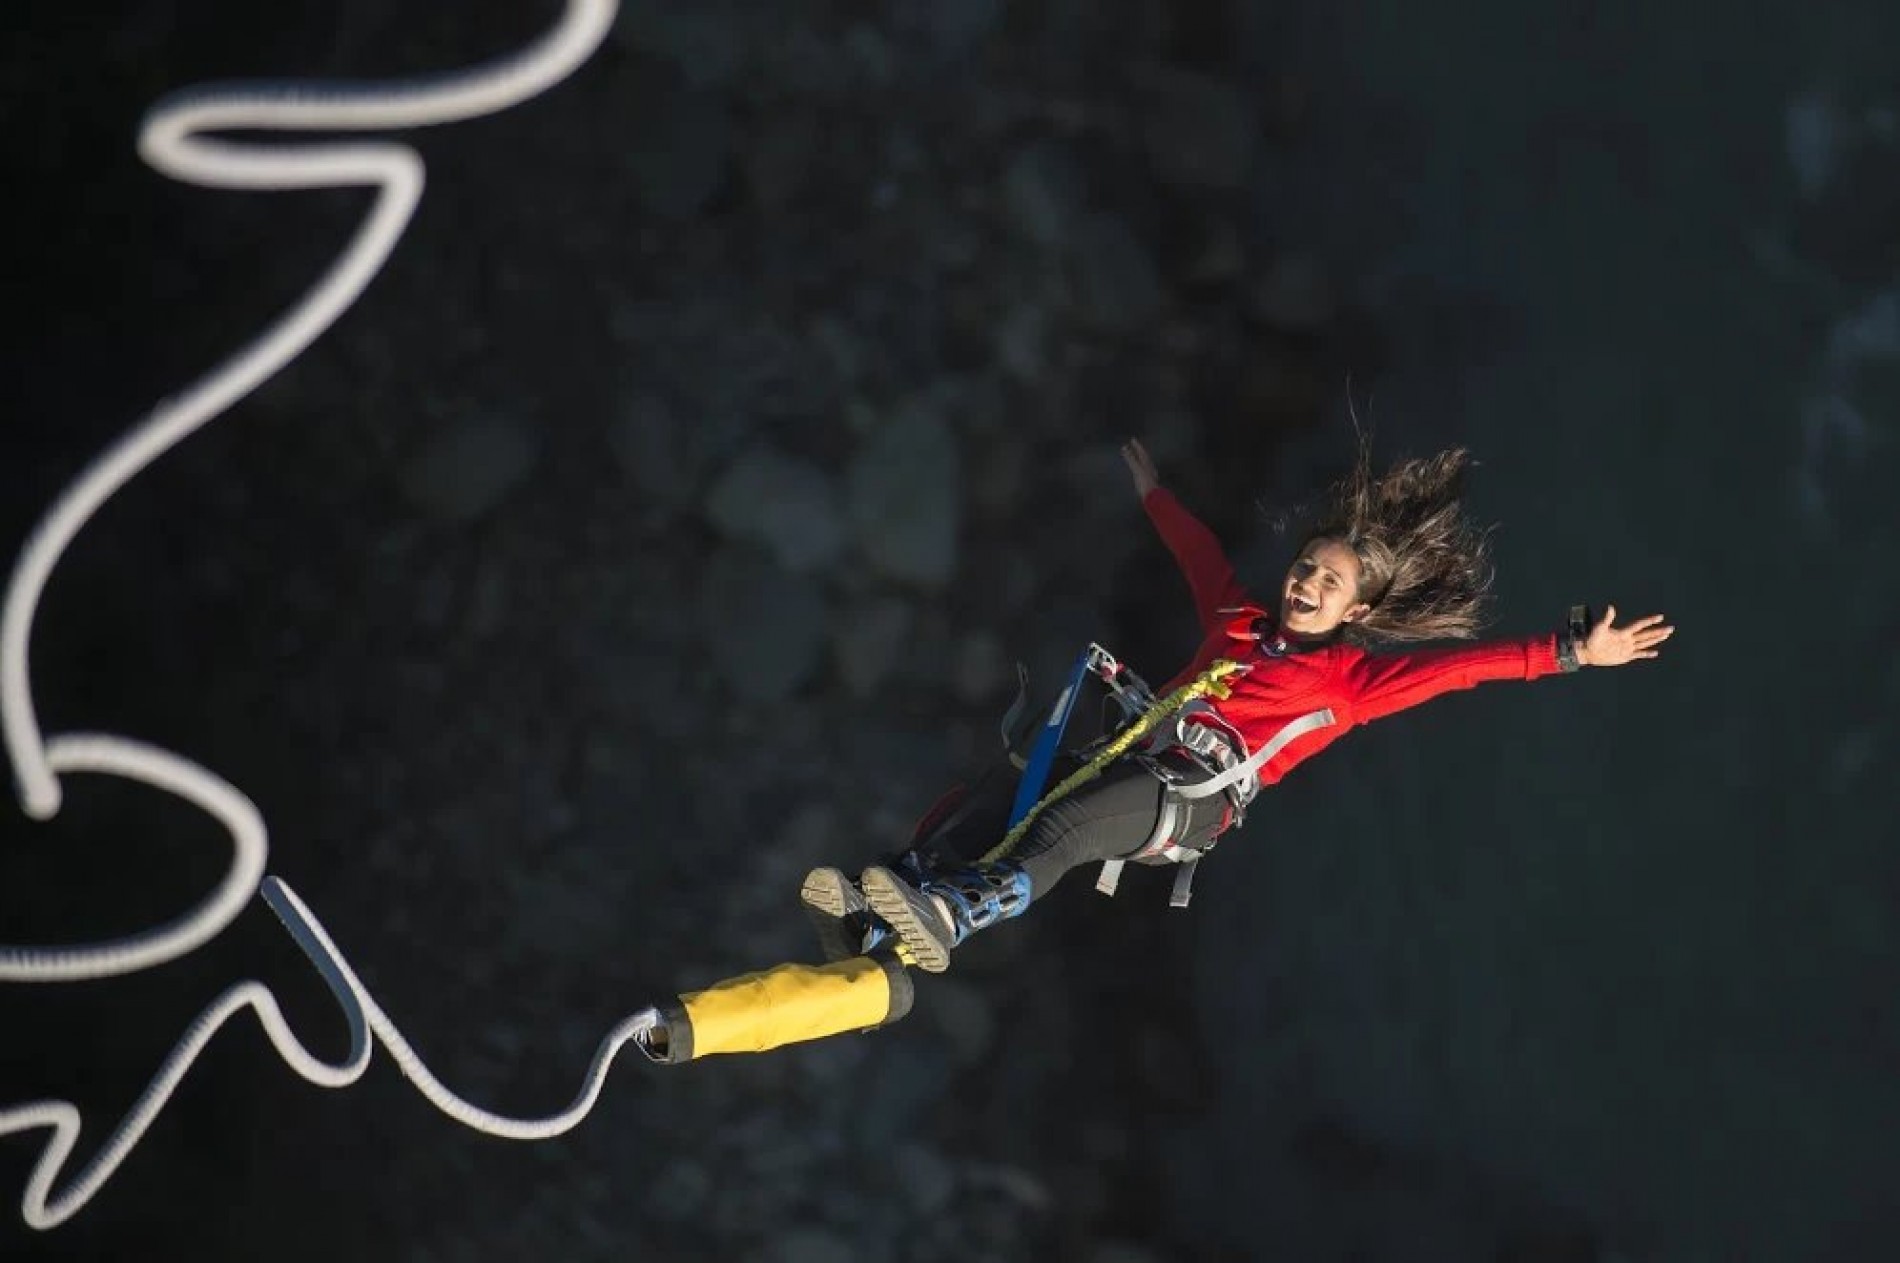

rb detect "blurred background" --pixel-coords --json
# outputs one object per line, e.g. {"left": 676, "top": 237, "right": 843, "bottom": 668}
{"left": 3, "top": 2, "right": 1898, "bottom": 1260}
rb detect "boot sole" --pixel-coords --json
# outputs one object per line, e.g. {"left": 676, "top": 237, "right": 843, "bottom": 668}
{"left": 861, "top": 866, "right": 953, "bottom": 974}
{"left": 800, "top": 867, "right": 858, "bottom": 963}
{"left": 800, "top": 866, "right": 856, "bottom": 919}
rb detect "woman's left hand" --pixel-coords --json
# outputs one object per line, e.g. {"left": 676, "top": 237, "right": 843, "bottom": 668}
{"left": 1580, "top": 605, "right": 1674, "bottom": 667}
{"left": 1121, "top": 437, "right": 1162, "bottom": 498}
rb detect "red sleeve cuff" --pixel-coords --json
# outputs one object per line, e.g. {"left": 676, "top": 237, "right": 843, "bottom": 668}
{"left": 1525, "top": 633, "right": 1562, "bottom": 679}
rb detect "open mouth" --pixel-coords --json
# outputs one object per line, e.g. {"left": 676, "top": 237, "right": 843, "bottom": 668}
{"left": 1287, "top": 593, "right": 1319, "bottom": 616}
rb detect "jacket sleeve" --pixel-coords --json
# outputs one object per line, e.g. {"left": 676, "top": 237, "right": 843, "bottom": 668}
{"left": 1143, "top": 487, "right": 1254, "bottom": 637}
{"left": 1343, "top": 635, "right": 1563, "bottom": 724}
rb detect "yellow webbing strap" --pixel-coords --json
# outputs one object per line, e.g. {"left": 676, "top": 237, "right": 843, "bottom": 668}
{"left": 674, "top": 955, "right": 906, "bottom": 1060}
{"left": 980, "top": 658, "right": 1248, "bottom": 864}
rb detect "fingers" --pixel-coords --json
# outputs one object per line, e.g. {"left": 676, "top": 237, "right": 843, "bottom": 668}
{"left": 1626, "top": 616, "right": 1674, "bottom": 653}
{"left": 1597, "top": 605, "right": 1674, "bottom": 639}
{"left": 1583, "top": 603, "right": 1675, "bottom": 667}
{"left": 1120, "top": 438, "right": 1161, "bottom": 494}
{"left": 1603, "top": 609, "right": 1671, "bottom": 629}
{"left": 1628, "top": 623, "right": 1673, "bottom": 663}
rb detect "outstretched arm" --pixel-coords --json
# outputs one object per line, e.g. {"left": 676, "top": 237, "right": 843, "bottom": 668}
{"left": 1346, "top": 606, "right": 1674, "bottom": 724}
{"left": 1122, "top": 438, "right": 1253, "bottom": 636}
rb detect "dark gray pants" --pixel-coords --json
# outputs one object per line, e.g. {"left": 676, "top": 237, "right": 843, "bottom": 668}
{"left": 924, "top": 751, "right": 1230, "bottom": 902}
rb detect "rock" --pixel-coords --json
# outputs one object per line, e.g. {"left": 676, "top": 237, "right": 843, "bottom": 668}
{"left": 1069, "top": 213, "right": 1165, "bottom": 333}
{"left": 1184, "top": 215, "right": 1247, "bottom": 285}
{"left": 951, "top": 630, "right": 1009, "bottom": 705}
{"left": 843, "top": 395, "right": 880, "bottom": 436}
{"left": 890, "top": 1143, "right": 957, "bottom": 1215}
{"left": 697, "top": 547, "right": 829, "bottom": 702}
{"left": 614, "top": 1, "right": 748, "bottom": 88}
{"left": 1250, "top": 252, "right": 1338, "bottom": 331}
{"left": 850, "top": 1041, "right": 955, "bottom": 1149}
{"left": 994, "top": 301, "right": 1049, "bottom": 382}
{"left": 1786, "top": 91, "right": 1844, "bottom": 201}
{"left": 1058, "top": 441, "right": 1130, "bottom": 502}
{"left": 624, "top": 69, "right": 730, "bottom": 219}
{"left": 1088, "top": 1238, "right": 1167, "bottom": 1263}
{"left": 1823, "top": 288, "right": 1900, "bottom": 375}
{"left": 772, "top": 801, "right": 842, "bottom": 870}
{"left": 743, "top": 110, "right": 820, "bottom": 211}
{"left": 847, "top": 398, "right": 961, "bottom": 587}
{"left": 1002, "top": 141, "right": 1088, "bottom": 247}
{"left": 400, "top": 414, "right": 540, "bottom": 523}
{"left": 750, "top": 1227, "right": 860, "bottom": 1263}
{"left": 990, "top": 550, "right": 1039, "bottom": 616}
{"left": 606, "top": 390, "right": 697, "bottom": 514}
{"left": 968, "top": 432, "right": 1030, "bottom": 522}
{"left": 885, "top": 603, "right": 955, "bottom": 696}
{"left": 797, "top": 1044, "right": 871, "bottom": 1103}
{"left": 705, "top": 442, "right": 846, "bottom": 573}
{"left": 1135, "top": 65, "right": 1257, "bottom": 190}
{"left": 962, "top": 1161, "right": 1052, "bottom": 1211}
{"left": 831, "top": 595, "right": 916, "bottom": 698}
{"left": 645, "top": 1159, "right": 713, "bottom": 1221}
{"left": 810, "top": 317, "right": 868, "bottom": 385}
{"left": 843, "top": 24, "right": 897, "bottom": 87}
{"left": 892, "top": 0, "right": 1006, "bottom": 62}
{"left": 464, "top": 557, "right": 510, "bottom": 640}
{"left": 1493, "top": 1223, "right": 1601, "bottom": 1263}
{"left": 1080, "top": 1120, "right": 1131, "bottom": 1163}
{"left": 923, "top": 975, "right": 997, "bottom": 1066}
{"left": 412, "top": 562, "right": 455, "bottom": 633}
{"left": 949, "top": 371, "right": 1012, "bottom": 438}
{"left": 926, "top": 204, "right": 985, "bottom": 271}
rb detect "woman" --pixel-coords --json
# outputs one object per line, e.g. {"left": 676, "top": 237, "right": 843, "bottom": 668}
{"left": 806, "top": 435, "right": 1674, "bottom": 973}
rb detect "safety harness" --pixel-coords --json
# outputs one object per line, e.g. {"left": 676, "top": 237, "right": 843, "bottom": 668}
{"left": 984, "top": 641, "right": 1336, "bottom": 909}
{"left": 1100, "top": 703, "right": 1335, "bottom": 905}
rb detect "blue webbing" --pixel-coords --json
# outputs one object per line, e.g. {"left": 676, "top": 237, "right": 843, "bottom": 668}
{"left": 1006, "top": 647, "right": 1092, "bottom": 828}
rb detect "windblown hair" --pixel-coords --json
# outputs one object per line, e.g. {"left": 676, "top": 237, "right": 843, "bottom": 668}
{"left": 1295, "top": 434, "right": 1497, "bottom": 644}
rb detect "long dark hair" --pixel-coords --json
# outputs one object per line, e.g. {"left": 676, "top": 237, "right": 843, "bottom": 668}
{"left": 1289, "top": 430, "right": 1498, "bottom": 644}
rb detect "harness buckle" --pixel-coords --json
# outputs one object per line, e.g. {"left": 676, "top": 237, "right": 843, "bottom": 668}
{"left": 1085, "top": 641, "right": 1158, "bottom": 722}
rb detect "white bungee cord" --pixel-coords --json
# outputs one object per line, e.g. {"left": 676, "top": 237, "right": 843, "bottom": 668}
{"left": 0, "top": 1, "right": 662, "bottom": 1231}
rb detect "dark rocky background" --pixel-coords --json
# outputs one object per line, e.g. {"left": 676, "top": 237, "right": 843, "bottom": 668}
{"left": 3, "top": 2, "right": 1898, "bottom": 1261}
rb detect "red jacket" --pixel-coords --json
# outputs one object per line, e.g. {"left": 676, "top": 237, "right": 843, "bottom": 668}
{"left": 1144, "top": 488, "right": 1563, "bottom": 785}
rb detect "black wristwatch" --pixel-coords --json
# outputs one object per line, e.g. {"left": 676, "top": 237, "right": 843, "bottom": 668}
{"left": 1557, "top": 604, "right": 1591, "bottom": 673}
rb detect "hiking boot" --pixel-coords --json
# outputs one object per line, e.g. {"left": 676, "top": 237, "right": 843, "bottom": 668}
{"left": 860, "top": 860, "right": 1032, "bottom": 974}
{"left": 800, "top": 866, "right": 891, "bottom": 962}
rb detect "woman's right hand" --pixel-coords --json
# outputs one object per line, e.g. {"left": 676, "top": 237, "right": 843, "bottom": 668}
{"left": 1121, "top": 437, "right": 1161, "bottom": 498}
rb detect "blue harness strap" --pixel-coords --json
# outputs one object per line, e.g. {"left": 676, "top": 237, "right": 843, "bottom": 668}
{"left": 1006, "top": 646, "right": 1093, "bottom": 828}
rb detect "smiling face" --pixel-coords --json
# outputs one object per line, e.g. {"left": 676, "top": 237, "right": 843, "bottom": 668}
{"left": 1280, "top": 537, "right": 1373, "bottom": 638}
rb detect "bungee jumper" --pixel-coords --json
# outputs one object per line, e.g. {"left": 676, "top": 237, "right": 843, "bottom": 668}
{"left": 803, "top": 434, "right": 1675, "bottom": 974}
